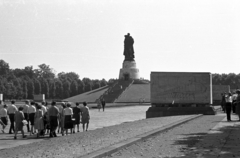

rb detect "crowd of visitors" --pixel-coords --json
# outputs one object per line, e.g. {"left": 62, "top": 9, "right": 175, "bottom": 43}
{"left": 221, "top": 90, "right": 240, "bottom": 121}
{"left": 0, "top": 100, "right": 90, "bottom": 139}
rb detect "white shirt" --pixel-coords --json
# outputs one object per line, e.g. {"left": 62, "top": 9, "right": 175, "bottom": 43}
{"left": 22, "top": 104, "right": 29, "bottom": 113}
{"left": 7, "top": 104, "right": 17, "bottom": 114}
{"left": 0, "top": 108, "right": 7, "bottom": 117}
{"left": 64, "top": 107, "right": 73, "bottom": 116}
{"left": 41, "top": 105, "right": 47, "bottom": 114}
{"left": 28, "top": 105, "right": 36, "bottom": 114}
{"left": 225, "top": 96, "right": 232, "bottom": 103}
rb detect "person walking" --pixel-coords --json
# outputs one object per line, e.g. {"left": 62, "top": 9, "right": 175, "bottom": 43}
{"left": 236, "top": 90, "right": 240, "bottom": 121}
{"left": 34, "top": 103, "right": 44, "bottom": 138}
{"left": 48, "top": 101, "right": 59, "bottom": 137}
{"left": 7, "top": 100, "right": 17, "bottom": 134}
{"left": 0, "top": 104, "right": 8, "bottom": 133}
{"left": 101, "top": 98, "right": 106, "bottom": 112}
{"left": 22, "top": 100, "right": 30, "bottom": 132}
{"left": 73, "top": 102, "right": 81, "bottom": 133}
{"left": 41, "top": 101, "right": 47, "bottom": 115}
{"left": 63, "top": 103, "right": 73, "bottom": 135}
{"left": 225, "top": 92, "right": 232, "bottom": 121}
{"left": 81, "top": 102, "right": 90, "bottom": 131}
{"left": 221, "top": 93, "right": 226, "bottom": 112}
{"left": 14, "top": 107, "right": 26, "bottom": 139}
{"left": 60, "top": 103, "right": 66, "bottom": 136}
{"left": 97, "top": 99, "right": 102, "bottom": 112}
{"left": 28, "top": 102, "right": 36, "bottom": 135}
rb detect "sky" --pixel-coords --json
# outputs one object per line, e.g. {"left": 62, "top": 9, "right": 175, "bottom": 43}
{"left": 1, "top": 0, "right": 240, "bottom": 80}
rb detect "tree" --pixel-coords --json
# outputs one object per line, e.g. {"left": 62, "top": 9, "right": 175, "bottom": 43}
{"left": 63, "top": 80, "right": 71, "bottom": 99}
{"left": 22, "top": 80, "right": 28, "bottom": 99}
{"left": 55, "top": 79, "right": 63, "bottom": 99}
{"left": 0, "top": 60, "right": 10, "bottom": 76}
{"left": 40, "top": 78, "right": 49, "bottom": 99}
{"left": 92, "top": 79, "right": 101, "bottom": 90}
{"left": 37, "top": 64, "right": 55, "bottom": 79}
{"left": 77, "top": 79, "right": 85, "bottom": 94}
{"left": 70, "top": 80, "right": 78, "bottom": 97}
{"left": 49, "top": 79, "right": 56, "bottom": 99}
{"left": 33, "top": 78, "right": 41, "bottom": 95}
{"left": 82, "top": 78, "right": 93, "bottom": 92}
{"left": 100, "top": 79, "right": 108, "bottom": 87}
{"left": 27, "top": 79, "right": 35, "bottom": 99}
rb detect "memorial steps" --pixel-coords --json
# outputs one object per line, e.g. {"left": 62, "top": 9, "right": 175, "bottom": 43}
{"left": 63, "top": 79, "right": 151, "bottom": 104}
{"left": 115, "top": 83, "right": 150, "bottom": 103}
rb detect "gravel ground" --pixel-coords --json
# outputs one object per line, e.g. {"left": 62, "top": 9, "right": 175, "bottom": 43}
{"left": 0, "top": 115, "right": 193, "bottom": 158}
{"left": 105, "top": 115, "right": 225, "bottom": 158}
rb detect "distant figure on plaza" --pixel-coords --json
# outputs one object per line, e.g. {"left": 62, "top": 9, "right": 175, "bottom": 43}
{"left": 97, "top": 99, "right": 102, "bottom": 112}
{"left": 14, "top": 107, "right": 26, "bottom": 139}
{"left": 7, "top": 100, "right": 17, "bottom": 134}
{"left": 22, "top": 100, "right": 30, "bottom": 132}
{"left": 63, "top": 103, "right": 73, "bottom": 135}
{"left": 73, "top": 102, "right": 81, "bottom": 133}
{"left": 123, "top": 33, "right": 135, "bottom": 61}
{"left": 48, "top": 101, "right": 59, "bottom": 137}
{"left": 0, "top": 104, "right": 8, "bottom": 133}
{"left": 221, "top": 93, "right": 226, "bottom": 112}
{"left": 101, "top": 98, "right": 106, "bottom": 112}
{"left": 236, "top": 90, "right": 240, "bottom": 121}
{"left": 81, "top": 102, "right": 90, "bottom": 131}
{"left": 28, "top": 101, "right": 36, "bottom": 135}
{"left": 225, "top": 92, "right": 232, "bottom": 121}
{"left": 34, "top": 103, "right": 44, "bottom": 138}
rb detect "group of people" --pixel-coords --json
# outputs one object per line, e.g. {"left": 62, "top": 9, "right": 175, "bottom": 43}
{"left": 221, "top": 90, "right": 240, "bottom": 121}
{"left": 0, "top": 100, "right": 90, "bottom": 139}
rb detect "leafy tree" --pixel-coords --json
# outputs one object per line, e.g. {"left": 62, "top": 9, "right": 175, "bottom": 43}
{"left": 27, "top": 79, "right": 35, "bottom": 99}
{"left": 37, "top": 64, "right": 55, "bottom": 79}
{"left": 22, "top": 80, "right": 28, "bottom": 99}
{"left": 33, "top": 78, "right": 41, "bottom": 95}
{"left": 0, "top": 60, "right": 10, "bottom": 76}
{"left": 77, "top": 79, "right": 85, "bottom": 94}
{"left": 63, "top": 80, "right": 71, "bottom": 99}
{"left": 82, "top": 78, "right": 93, "bottom": 92}
{"left": 40, "top": 78, "right": 49, "bottom": 99}
{"left": 55, "top": 79, "right": 63, "bottom": 99}
{"left": 49, "top": 79, "right": 56, "bottom": 99}
{"left": 70, "top": 80, "right": 78, "bottom": 96}
{"left": 100, "top": 79, "right": 108, "bottom": 87}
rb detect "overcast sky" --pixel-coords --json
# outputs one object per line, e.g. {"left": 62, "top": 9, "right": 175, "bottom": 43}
{"left": 1, "top": 0, "right": 240, "bottom": 80}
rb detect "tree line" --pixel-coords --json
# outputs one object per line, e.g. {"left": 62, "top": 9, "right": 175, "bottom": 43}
{"left": 0, "top": 60, "right": 116, "bottom": 100}
{"left": 212, "top": 73, "right": 240, "bottom": 90}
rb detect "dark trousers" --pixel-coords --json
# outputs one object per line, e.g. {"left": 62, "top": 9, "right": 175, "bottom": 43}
{"left": 24, "top": 113, "right": 30, "bottom": 132}
{"left": 49, "top": 116, "right": 58, "bottom": 137}
{"left": 8, "top": 114, "right": 15, "bottom": 133}
{"left": 225, "top": 103, "right": 232, "bottom": 121}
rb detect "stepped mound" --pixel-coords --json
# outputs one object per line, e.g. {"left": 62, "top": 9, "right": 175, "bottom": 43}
{"left": 63, "top": 86, "right": 109, "bottom": 103}
{"left": 116, "top": 83, "right": 150, "bottom": 103}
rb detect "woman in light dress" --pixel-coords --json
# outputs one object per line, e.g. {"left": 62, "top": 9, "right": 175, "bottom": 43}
{"left": 81, "top": 102, "right": 90, "bottom": 131}
{"left": 63, "top": 103, "right": 73, "bottom": 135}
{"left": 34, "top": 103, "right": 44, "bottom": 138}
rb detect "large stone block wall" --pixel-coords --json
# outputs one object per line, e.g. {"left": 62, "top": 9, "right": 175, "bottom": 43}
{"left": 151, "top": 72, "right": 212, "bottom": 105}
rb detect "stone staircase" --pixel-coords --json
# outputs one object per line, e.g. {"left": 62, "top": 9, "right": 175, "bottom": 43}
{"left": 99, "top": 79, "right": 134, "bottom": 103}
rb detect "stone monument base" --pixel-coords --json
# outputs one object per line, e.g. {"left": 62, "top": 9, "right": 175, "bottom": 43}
{"left": 119, "top": 60, "right": 140, "bottom": 80}
{"left": 146, "top": 106, "right": 216, "bottom": 118}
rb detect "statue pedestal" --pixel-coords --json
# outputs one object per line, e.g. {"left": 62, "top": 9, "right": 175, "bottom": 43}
{"left": 119, "top": 61, "right": 140, "bottom": 80}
